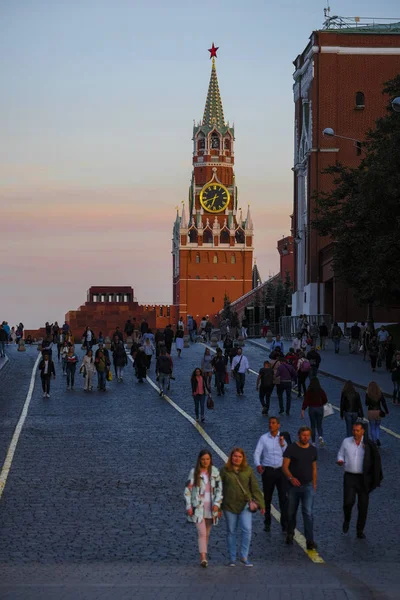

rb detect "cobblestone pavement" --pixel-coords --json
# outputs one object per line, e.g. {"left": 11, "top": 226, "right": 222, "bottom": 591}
{"left": 0, "top": 342, "right": 399, "bottom": 599}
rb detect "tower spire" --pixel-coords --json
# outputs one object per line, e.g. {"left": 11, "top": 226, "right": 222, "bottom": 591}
{"left": 203, "top": 44, "right": 225, "bottom": 129}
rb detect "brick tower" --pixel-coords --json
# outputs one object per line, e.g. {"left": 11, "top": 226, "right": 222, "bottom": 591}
{"left": 172, "top": 44, "right": 254, "bottom": 323}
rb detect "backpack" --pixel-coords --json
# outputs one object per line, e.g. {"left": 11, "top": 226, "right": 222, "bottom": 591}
{"left": 260, "top": 368, "right": 274, "bottom": 388}
{"left": 300, "top": 359, "right": 311, "bottom": 373}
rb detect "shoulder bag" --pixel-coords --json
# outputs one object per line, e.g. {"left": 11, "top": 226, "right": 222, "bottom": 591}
{"left": 233, "top": 356, "right": 243, "bottom": 375}
{"left": 233, "top": 472, "right": 258, "bottom": 513}
{"left": 323, "top": 403, "right": 334, "bottom": 417}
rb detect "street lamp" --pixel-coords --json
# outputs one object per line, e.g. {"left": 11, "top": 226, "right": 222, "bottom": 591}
{"left": 392, "top": 97, "right": 400, "bottom": 113}
{"left": 322, "top": 128, "right": 362, "bottom": 153}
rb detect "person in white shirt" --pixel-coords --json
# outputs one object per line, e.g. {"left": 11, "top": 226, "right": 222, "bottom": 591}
{"left": 231, "top": 348, "right": 250, "bottom": 396}
{"left": 254, "top": 416, "right": 288, "bottom": 532}
{"left": 292, "top": 335, "right": 302, "bottom": 352}
{"left": 337, "top": 422, "right": 368, "bottom": 538}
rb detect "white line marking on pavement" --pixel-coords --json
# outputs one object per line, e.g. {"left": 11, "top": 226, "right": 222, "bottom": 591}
{"left": 245, "top": 340, "right": 400, "bottom": 442}
{"left": 158, "top": 343, "right": 324, "bottom": 564}
{"left": 0, "top": 353, "right": 41, "bottom": 501}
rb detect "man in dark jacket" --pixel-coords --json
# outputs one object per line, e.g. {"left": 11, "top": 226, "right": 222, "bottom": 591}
{"left": 337, "top": 422, "right": 383, "bottom": 539}
{"left": 350, "top": 322, "right": 361, "bottom": 354}
{"left": 212, "top": 348, "right": 226, "bottom": 396}
{"left": 164, "top": 324, "right": 174, "bottom": 354}
{"left": 319, "top": 322, "right": 329, "bottom": 350}
{"left": 0, "top": 325, "right": 7, "bottom": 358}
{"left": 124, "top": 319, "right": 134, "bottom": 339}
{"left": 306, "top": 346, "right": 322, "bottom": 378}
{"left": 156, "top": 347, "right": 172, "bottom": 396}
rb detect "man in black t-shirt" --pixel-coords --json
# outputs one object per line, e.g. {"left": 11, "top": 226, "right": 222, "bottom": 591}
{"left": 282, "top": 426, "right": 318, "bottom": 550}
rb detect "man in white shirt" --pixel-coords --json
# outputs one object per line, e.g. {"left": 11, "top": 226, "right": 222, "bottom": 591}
{"left": 337, "top": 422, "right": 368, "bottom": 538}
{"left": 254, "top": 416, "right": 288, "bottom": 532}
{"left": 231, "top": 348, "right": 249, "bottom": 396}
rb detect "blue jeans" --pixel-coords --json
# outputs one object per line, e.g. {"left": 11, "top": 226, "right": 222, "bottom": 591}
{"left": 287, "top": 483, "right": 315, "bottom": 542}
{"left": 224, "top": 508, "right": 252, "bottom": 561}
{"left": 235, "top": 372, "right": 245, "bottom": 394}
{"left": 0, "top": 341, "right": 5, "bottom": 357}
{"left": 333, "top": 338, "right": 340, "bottom": 353}
{"left": 308, "top": 406, "right": 324, "bottom": 442}
{"left": 369, "top": 418, "right": 380, "bottom": 442}
{"left": 277, "top": 381, "right": 292, "bottom": 413}
{"left": 393, "top": 380, "right": 400, "bottom": 402}
{"left": 344, "top": 411, "right": 359, "bottom": 437}
{"left": 193, "top": 393, "right": 205, "bottom": 419}
{"left": 97, "top": 370, "right": 107, "bottom": 390}
{"left": 310, "top": 366, "right": 319, "bottom": 379}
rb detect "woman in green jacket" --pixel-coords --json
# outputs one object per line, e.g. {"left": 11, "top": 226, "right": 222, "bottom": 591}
{"left": 220, "top": 447, "right": 265, "bottom": 567}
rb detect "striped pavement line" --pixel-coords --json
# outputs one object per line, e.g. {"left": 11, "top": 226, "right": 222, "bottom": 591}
{"left": 0, "top": 353, "right": 41, "bottom": 501}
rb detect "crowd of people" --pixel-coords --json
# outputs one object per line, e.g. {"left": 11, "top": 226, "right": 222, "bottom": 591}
{"left": 184, "top": 418, "right": 383, "bottom": 567}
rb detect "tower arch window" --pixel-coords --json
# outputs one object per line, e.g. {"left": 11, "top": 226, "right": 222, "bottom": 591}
{"left": 189, "top": 229, "right": 198, "bottom": 243}
{"left": 220, "top": 229, "right": 230, "bottom": 244}
{"left": 235, "top": 228, "right": 245, "bottom": 244}
{"left": 203, "top": 229, "right": 213, "bottom": 244}
{"left": 210, "top": 132, "right": 220, "bottom": 149}
{"left": 196, "top": 253, "right": 200, "bottom": 263}
{"left": 213, "top": 255, "right": 218, "bottom": 264}
{"left": 224, "top": 137, "right": 231, "bottom": 150}
{"left": 355, "top": 91, "right": 365, "bottom": 108}
{"left": 231, "top": 254, "right": 236, "bottom": 264}
{"left": 197, "top": 132, "right": 205, "bottom": 150}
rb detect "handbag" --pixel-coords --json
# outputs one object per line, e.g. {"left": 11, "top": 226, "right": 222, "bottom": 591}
{"left": 323, "top": 403, "right": 334, "bottom": 417}
{"left": 107, "top": 370, "right": 113, "bottom": 382}
{"left": 233, "top": 356, "right": 243, "bottom": 374}
{"left": 233, "top": 472, "right": 259, "bottom": 513}
{"left": 207, "top": 395, "right": 214, "bottom": 410}
{"left": 379, "top": 410, "right": 386, "bottom": 418}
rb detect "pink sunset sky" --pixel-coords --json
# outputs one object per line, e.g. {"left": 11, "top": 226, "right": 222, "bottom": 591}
{"left": 2, "top": 0, "right": 393, "bottom": 328}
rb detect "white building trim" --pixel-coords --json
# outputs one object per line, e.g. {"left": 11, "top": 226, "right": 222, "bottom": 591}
{"left": 320, "top": 46, "right": 400, "bottom": 55}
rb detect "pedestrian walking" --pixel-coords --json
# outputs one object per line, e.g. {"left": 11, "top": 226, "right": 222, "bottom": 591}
{"left": 113, "top": 340, "right": 128, "bottom": 382}
{"left": 319, "top": 322, "right": 328, "bottom": 350}
{"left": 156, "top": 347, "right": 172, "bottom": 396}
{"left": 282, "top": 426, "right": 318, "bottom": 550}
{"left": 0, "top": 324, "right": 7, "bottom": 358}
{"left": 365, "top": 381, "right": 389, "bottom": 446}
{"left": 231, "top": 348, "right": 250, "bottom": 396}
{"left": 124, "top": 318, "right": 134, "bottom": 340}
{"left": 296, "top": 353, "right": 311, "bottom": 397}
{"left": 337, "top": 421, "right": 383, "bottom": 539}
{"left": 220, "top": 447, "right": 265, "bottom": 567}
{"left": 134, "top": 347, "right": 147, "bottom": 383}
{"left": 205, "top": 318, "right": 213, "bottom": 342}
{"left": 95, "top": 349, "right": 110, "bottom": 391}
{"left": 306, "top": 346, "right": 321, "bottom": 379}
{"left": 368, "top": 337, "right": 379, "bottom": 372}
{"left": 350, "top": 322, "right": 361, "bottom": 354}
{"left": 241, "top": 316, "right": 248, "bottom": 339}
{"left": 340, "top": 380, "right": 364, "bottom": 437}
{"left": 331, "top": 322, "right": 343, "bottom": 354}
{"left": 211, "top": 348, "right": 226, "bottom": 396}
{"left": 66, "top": 347, "right": 78, "bottom": 391}
{"left": 201, "top": 348, "right": 213, "bottom": 390}
{"left": 80, "top": 349, "right": 96, "bottom": 391}
{"left": 292, "top": 334, "right": 302, "bottom": 353}
{"left": 82, "top": 326, "right": 95, "bottom": 350}
{"left": 191, "top": 367, "right": 209, "bottom": 423}
{"left": 301, "top": 378, "right": 328, "bottom": 446}
{"left": 254, "top": 416, "right": 288, "bottom": 533}
{"left": 175, "top": 327, "right": 184, "bottom": 358}
{"left": 143, "top": 337, "right": 155, "bottom": 371}
{"left": 52, "top": 321, "right": 60, "bottom": 344}
{"left": 256, "top": 361, "right": 274, "bottom": 415}
{"left": 270, "top": 335, "right": 284, "bottom": 355}
{"left": 61, "top": 341, "right": 69, "bottom": 375}
{"left": 391, "top": 351, "right": 400, "bottom": 405}
{"left": 164, "top": 324, "right": 174, "bottom": 355}
{"left": 184, "top": 450, "right": 223, "bottom": 568}
{"left": 385, "top": 335, "right": 396, "bottom": 372}
{"left": 223, "top": 335, "right": 234, "bottom": 365}
{"left": 276, "top": 359, "right": 297, "bottom": 416}
{"left": 38, "top": 353, "right": 56, "bottom": 398}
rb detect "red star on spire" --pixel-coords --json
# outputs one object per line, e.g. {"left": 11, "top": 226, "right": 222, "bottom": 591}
{"left": 208, "top": 43, "right": 219, "bottom": 59}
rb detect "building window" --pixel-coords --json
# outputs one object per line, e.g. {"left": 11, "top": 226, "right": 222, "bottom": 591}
{"left": 231, "top": 254, "right": 236, "bottom": 264}
{"left": 220, "top": 230, "right": 230, "bottom": 244}
{"left": 213, "top": 255, "right": 218, "bottom": 264}
{"left": 196, "top": 275, "right": 200, "bottom": 279}
{"left": 203, "top": 229, "right": 213, "bottom": 243}
{"left": 224, "top": 137, "right": 231, "bottom": 150}
{"left": 159, "top": 306, "right": 163, "bottom": 317}
{"left": 167, "top": 305, "right": 170, "bottom": 317}
{"left": 231, "top": 276, "right": 236, "bottom": 280}
{"left": 212, "top": 297, "right": 215, "bottom": 302}
{"left": 355, "top": 91, "right": 365, "bottom": 108}
{"left": 211, "top": 132, "right": 220, "bottom": 149}
{"left": 213, "top": 276, "right": 218, "bottom": 279}
{"left": 189, "top": 229, "right": 198, "bottom": 243}
{"left": 196, "top": 253, "right": 200, "bottom": 263}
{"left": 197, "top": 133, "right": 205, "bottom": 150}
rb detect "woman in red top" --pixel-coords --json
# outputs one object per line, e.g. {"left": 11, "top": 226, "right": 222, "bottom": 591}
{"left": 191, "top": 368, "right": 209, "bottom": 423}
{"left": 301, "top": 377, "right": 328, "bottom": 447}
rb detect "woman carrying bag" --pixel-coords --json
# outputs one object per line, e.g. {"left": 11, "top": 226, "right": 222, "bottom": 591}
{"left": 366, "top": 381, "right": 389, "bottom": 447}
{"left": 301, "top": 377, "right": 328, "bottom": 447}
{"left": 340, "top": 380, "right": 364, "bottom": 437}
{"left": 80, "top": 349, "right": 96, "bottom": 392}
{"left": 184, "top": 450, "right": 223, "bottom": 568}
{"left": 220, "top": 447, "right": 265, "bottom": 567}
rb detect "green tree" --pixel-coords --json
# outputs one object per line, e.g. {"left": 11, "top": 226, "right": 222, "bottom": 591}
{"left": 312, "top": 75, "right": 400, "bottom": 307}
{"left": 263, "top": 279, "right": 276, "bottom": 309}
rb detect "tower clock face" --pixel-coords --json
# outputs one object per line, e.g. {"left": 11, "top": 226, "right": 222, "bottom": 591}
{"left": 199, "top": 183, "right": 230, "bottom": 213}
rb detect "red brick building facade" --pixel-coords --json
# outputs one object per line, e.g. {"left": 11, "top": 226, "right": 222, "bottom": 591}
{"left": 292, "top": 18, "right": 400, "bottom": 323}
{"left": 172, "top": 48, "right": 253, "bottom": 322}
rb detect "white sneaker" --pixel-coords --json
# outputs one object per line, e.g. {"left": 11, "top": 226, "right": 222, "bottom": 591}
{"left": 319, "top": 436, "right": 325, "bottom": 446}
{"left": 43, "top": 392, "right": 47, "bottom": 398}
{"left": 46, "top": 393, "right": 50, "bottom": 398}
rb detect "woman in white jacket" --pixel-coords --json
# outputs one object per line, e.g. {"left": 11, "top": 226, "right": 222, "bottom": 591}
{"left": 81, "top": 349, "right": 96, "bottom": 391}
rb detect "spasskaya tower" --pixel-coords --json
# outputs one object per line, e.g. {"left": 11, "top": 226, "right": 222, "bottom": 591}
{"left": 172, "top": 44, "right": 254, "bottom": 322}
